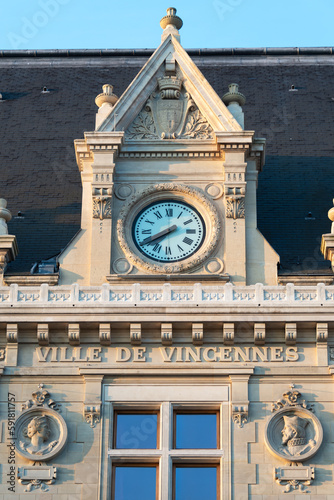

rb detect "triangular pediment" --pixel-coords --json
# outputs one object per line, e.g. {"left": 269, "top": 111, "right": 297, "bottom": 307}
{"left": 97, "top": 35, "right": 242, "bottom": 136}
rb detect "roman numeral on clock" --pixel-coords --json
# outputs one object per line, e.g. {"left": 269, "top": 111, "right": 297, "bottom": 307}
{"left": 177, "top": 244, "right": 184, "bottom": 252}
{"left": 142, "top": 229, "right": 151, "bottom": 234}
{"left": 186, "top": 229, "right": 196, "bottom": 234}
{"left": 152, "top": 243, "right": 161, "bottom": 253}
{"left": 165, "top": 246, "right": 172, "bottom": 255}
{"left": 145, "top": 219, "right": 154, "bottom": 226}
{"left": 183, "top": 237, "right": 193, "bottom": 246}
{"left": 165, "top": 208, "right": 173, "bottom": 217}
{"left": 154, "top": 211, "right": 162, "bottom": 219}
{"left": 183, "top": 219, "right": 193, "bottom": 225}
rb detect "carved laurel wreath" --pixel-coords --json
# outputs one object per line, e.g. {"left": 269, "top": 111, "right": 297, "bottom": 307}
{"left": 117, "top": 183, "right": 221, "bottom": 274}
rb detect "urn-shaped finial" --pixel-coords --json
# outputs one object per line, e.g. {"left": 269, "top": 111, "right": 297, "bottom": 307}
{"left": 95, "top": 84, "right": 119, "bottom": 108}
{"left": 160, "top": 7, "right": 183, "bottom": 30}
{"left": 0, "top": 198, "right": 12, "bottom": 235}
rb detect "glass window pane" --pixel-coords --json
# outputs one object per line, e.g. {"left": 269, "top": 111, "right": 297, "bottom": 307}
{"left": 175, "top": 466, "right": 217, "bottom": 500}
{"left": 175, "top": 413, "right": 217, "bottom": 448}
{"left": 114, "top": 466, "right": 156, "bottom": 500}
{"left": 115, "top": 413, "right": 158, "bottom": 449}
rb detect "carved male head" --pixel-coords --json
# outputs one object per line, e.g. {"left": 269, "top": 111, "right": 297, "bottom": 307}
{"left": 281, "top": 415, "right": 308, "bottom": 445}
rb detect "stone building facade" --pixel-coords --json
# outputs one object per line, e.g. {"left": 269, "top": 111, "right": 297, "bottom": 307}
{"left": 1, "top": 8, "right": 334, "bottom": 500}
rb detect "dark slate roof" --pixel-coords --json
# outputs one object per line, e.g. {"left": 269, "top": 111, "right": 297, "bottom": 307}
{"left": 0, "top": 49, "right": 333, "bottom": 273}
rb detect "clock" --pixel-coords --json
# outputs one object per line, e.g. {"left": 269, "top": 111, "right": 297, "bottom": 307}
{"left": 132, "top": 200, "right": 205, "bottom": 262}
{"left": 117, "top": 183, "right": 221, "bottom": 274}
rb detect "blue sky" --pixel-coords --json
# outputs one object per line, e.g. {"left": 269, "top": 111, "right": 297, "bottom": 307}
{"left": 1, "top": 0, "right": 333, "bottom": 50}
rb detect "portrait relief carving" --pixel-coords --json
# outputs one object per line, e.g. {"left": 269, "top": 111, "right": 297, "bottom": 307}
{"left": 21, "top": 415, "right": 58, "bottom": 456}
{"left": 265, "top": 386, "right": 323, "bottom": 463}
{"left": 16, "top": 386, "right": 68, "bottom": 463}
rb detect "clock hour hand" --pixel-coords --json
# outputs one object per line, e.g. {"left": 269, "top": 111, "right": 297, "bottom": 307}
{"left": 140, "top": 224, "right": 177, "bottom": 246}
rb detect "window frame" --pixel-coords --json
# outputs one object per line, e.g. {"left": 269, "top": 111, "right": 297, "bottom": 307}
{"left": 112, "top": 462, "right": 159, "bottom": 500}
{"left": 172, "top": 462, "right": 220, "bottom": 500}
{"left": 113, "top": 409, "right": 160, "bottom": 450}
{"left": 172, "top": 408, "right": 220, "bottom": 450}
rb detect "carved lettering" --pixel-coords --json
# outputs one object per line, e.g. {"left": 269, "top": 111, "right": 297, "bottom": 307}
{"left": 159, "top": 347, "right": 176, "bottom": 362}
{"left": 116, "top": 347, "right": 132, "bottom": 362}
{"left": 286, "top": 346, "right": 299, "bottom": 361}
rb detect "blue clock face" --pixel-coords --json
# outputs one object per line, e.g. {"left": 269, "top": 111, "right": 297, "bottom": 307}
{"left": 133, "top": 200, "right": 206, "bottom": 263}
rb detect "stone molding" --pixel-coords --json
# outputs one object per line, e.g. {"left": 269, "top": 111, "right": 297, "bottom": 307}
{"left": 99, "top": 323, "right": 111, "bottom": 346}
{"left": 192, "top": 323, "right": 203, "bottom": 346}
{"left": 1, "top": 283, "right": 334, "bottom": 308}
{"left": 161, "top": 323, "right": 172, "bottom": 345}
{"left": 285, "top": 323, "right": 297, "bottom": 345}
{"left": 37, "top": 324, "right": 49, "bottom": 346}
{"left": 117, "top": 183, "right": 221, "bottom": 274}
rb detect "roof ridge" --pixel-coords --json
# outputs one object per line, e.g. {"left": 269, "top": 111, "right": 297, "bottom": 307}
{"left": 0, "top": 47, "right": 333, "bottom": 58}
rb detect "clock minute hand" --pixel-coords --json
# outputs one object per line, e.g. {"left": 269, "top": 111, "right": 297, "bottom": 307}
{"left": 140, "top": 224, "right": 177, "bottom": 246}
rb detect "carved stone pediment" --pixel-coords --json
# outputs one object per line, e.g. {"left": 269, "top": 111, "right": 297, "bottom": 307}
{"left": 125, "top": 77, "right": 214, "bottom": 141}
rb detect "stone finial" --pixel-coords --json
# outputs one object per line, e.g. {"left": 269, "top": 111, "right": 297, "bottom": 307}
{"left": 95, "top": 84, "right": 118, "bottom": 108}
{"left": 222, "top": 83, "right": 246, "bottom": 107}
{"left": 0, "top": 198, "right": 12, "bottom": 235}
{"left": 160, "top": 7, "right": 183, "bottom": 43}
{"left": 222, "top": 84, "right": 246, "bottom": 129}
{"left": 328, "top": 198, "right": 334, "bottom": 233}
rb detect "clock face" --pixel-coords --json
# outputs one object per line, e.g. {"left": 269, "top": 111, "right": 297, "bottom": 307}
{"left": 132, "top": 200, "right": 206, "bottom": 262}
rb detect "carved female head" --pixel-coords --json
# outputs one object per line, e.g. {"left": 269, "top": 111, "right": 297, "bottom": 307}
{"left": 25, "top": 415, "right": 50, "bottom": 442}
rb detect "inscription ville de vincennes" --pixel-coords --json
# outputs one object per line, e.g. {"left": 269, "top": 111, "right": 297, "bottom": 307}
{"left": 35, "top": 346, "right": 300, "bottom": 364}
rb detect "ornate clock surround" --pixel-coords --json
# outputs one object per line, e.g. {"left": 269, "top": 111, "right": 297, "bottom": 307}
{"left": 116, "top": 183, "right": 221, "bottom": 274}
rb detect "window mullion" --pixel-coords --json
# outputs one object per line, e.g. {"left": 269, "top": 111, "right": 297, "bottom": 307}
{"left": 160, "top": 401, "right": 170, "bottom": 500}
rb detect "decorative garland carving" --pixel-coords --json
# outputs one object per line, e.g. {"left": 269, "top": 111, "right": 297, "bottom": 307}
{"left": 232, "top": 405, "right": 248, "bottom": 428}
{"left": 117, "top": 183, "right": 221, "bottom": 274}
{"left": 84, "top": 405, "right": 101, "bottom": 428}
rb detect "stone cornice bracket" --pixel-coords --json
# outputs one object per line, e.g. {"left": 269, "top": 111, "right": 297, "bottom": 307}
{"left": 248, "top": 137, "right": 266, "bottom": 172}
{"left": 37, "top": 324, "right": 49, "bottom": 346}
{"left": 84, "top": 405, "right": 101, "bottom": 428}
{"left": 68, "top": 324, "right": 80, "bottom": 346}
{"left": 130, "top": 323, "right": 142, "bottom": 345}
{"left": 99, "top": 323, "right": 111, "bottom": 346}
{"left": 316, "top": 323, "right": 328, "bottom": 366}
{"left": 82, "top": 374, "right": 104, "bottom": 428}
{"left": 224, "top": 186, "right": 246, "bottom": 219}
{"left": 316, "top": 323, "right": 328, "bottom": 343}
{"left": 232, "top": 404, "right": 249, "bottom": 429}
{"left": 6, "top": 323, "right": 18, "bottom": 343}
{"left": 0, "top": 198, "right": 19, "bottom": 284}
{"left": 285, "top": 323, "right": 297, "bottom": 345}
{"left": 92, "top": 187, "right": 113, "bottom": 220}
{"left": 230, "top": 374, "right": 250, "bottom": 428}
{"left": 74, "top": 139, "right": 94, "bottom": 172}
{"left": 254, "top": 323, "right": 265, "bottom": 345}
{"left": 161, "top": 323, "right": 172, "bottom": 346}
{"left": 223, "top": 323, "right": 234, "bottom": 345}
{"left": 6, "top": 323, "right": 18, "bottom": 366}
{"left": 192, "top": 323, "right": 203, "bottom": 346}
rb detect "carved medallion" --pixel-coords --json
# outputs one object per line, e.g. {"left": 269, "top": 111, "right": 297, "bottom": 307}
{"left": 265, "top": 386, "right": 323, "bottom": 462}
{"left": 16, "top": 386, "right": 67, "bottom": 462}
